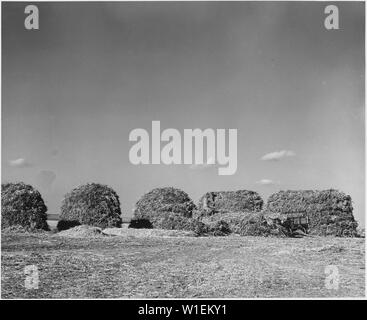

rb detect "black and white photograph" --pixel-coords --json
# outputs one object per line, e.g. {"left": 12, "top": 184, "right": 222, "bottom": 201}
{"left": 0, "top": 0, "right": 365, "bottom": 302}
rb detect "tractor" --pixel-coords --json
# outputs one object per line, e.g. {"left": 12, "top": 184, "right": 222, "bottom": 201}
{"left": 282, "top": 212, "right": 310, "bottom": 236}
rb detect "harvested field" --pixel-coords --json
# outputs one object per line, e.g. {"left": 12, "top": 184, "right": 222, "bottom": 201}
{"left": 56, "top": 225, "right": 107, "bottom": 238}
{"left": 103, "top": 226, "right": 196, "bottom": 238}
{"left": 1, "top": 231, "right": 364, "bottom": 298}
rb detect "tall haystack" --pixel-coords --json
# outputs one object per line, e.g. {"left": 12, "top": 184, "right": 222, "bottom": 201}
{"left": 1, "top": 182, "right": 49, "bottom": 230}
{"left": 198, "top": 211, "right": 289, "bottom": 237}
{"left": 133, "top": 187, "right": 196, "bottom": 228}
{"left": 266, "top": 189, "right": 358, "bottom": 236}
{"left": 197, "top": 190, "right": 264, "bottom": 216}
{"left": 60, "top": 183, "right": 122, "bottom": 229}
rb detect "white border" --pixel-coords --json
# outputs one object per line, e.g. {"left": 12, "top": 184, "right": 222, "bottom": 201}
{"left": 0, "top": 0, "right": 365, "bottom": 301}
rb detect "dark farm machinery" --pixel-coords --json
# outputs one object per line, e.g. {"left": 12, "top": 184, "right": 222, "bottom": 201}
{"left": 266, "top": 211, "right": 310, "bottom": 237}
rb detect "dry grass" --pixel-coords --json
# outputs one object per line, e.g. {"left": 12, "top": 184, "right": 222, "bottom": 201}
{"left": 56, "top": 225, "right": 107, "bottom": 238}
{"left": 1, "top": 231, "right": 364, "bottom": 298}
{"left": 103, "top": 226, "right": 196, "bottom": 238}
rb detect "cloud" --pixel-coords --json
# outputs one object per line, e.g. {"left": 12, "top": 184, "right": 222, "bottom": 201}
{"left": 256, "top": 179, "right": 277, "bottom": 185}
{"left": 260, "top": 150, "right": 295, "bottom": 161}
{"left": 190, "top": 157, "right": 216, "bottom": 170}
{"left": 8, "top": 158, "right": 32, "bottom": 168}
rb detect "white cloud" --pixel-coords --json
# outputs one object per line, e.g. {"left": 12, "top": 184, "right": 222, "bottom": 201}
{"left": 260, "top": 150, "right": 295, "bottom": 161}
{"left": 8, "top": 158, "right": 32, "bottom": 168}
{"left": 190, "top": 157, "right": 216, "bottom": 170}
{"left": 256, "top": 179, "right": 276, "bottom": 185}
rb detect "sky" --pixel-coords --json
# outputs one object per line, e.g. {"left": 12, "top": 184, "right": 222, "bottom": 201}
{"left": 1, "top": 2, "right": 365, "bottom": 225}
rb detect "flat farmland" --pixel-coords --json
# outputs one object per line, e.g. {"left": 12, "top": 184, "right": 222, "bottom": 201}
{"left": 1, "top": 232, "right": 365, "bottom": 298}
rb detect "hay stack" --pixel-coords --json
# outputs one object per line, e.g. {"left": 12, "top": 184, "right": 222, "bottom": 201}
{"left": 56, "top": 225, "right": 106, "bottom": 238}
{"left": 1, "top": 182, "right": 49, "bottom": 231}
{"left": 199, "top": 211, "right": 277, "bottom": 236}
{"left": 151, "top": 212, "right": 197, "bottom": 230}
{"left": 197, "top": 190, "right": 264, "bottom": 216}
{"left": 133, "top": 187, "right": 196, "bottom": 228}
{"left": 199, "top": 211, "right": 256, "bottom": 233}
{"left": 60, "top": 183, "right": 122, "bottom": 229}
{"left": 266, "top": 189, "right": 358, "bottom": 236}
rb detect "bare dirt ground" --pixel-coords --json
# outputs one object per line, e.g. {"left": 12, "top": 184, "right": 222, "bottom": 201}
{"left": 1, "top": 231, "right": 365, "bottom": 298}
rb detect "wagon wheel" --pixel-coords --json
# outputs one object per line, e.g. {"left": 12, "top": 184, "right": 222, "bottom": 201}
{"left": 299, "top": 226, "right": 307, "bottom": 234}
{"left": 293, "top": 228, "right": 307, "bottom": 237}
{"left": 342, "top": 229, "right": 351, "bottom": 237}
